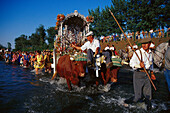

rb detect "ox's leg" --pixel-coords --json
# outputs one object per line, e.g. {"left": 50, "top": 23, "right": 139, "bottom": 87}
{"left": 110, "top": 67, "right": 120, "bottom": 83}
{"left": 96, "top": 81, "right": 99, "bottom": 86}
{"left": 101, "top": 72, "right": 106, "bottom": 84}
{"left": 66, "top": 78, "right": 72, "bottom": 90}
{"left": 104, "top": 69, "right": 111, "bottom": 85}
{"left": 100, "top": 63, "right": 107, "bottom": 85}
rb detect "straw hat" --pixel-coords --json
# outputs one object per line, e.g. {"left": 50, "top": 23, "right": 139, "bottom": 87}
{"left": 139, "top": 38, "right": 151, "bottom": 44}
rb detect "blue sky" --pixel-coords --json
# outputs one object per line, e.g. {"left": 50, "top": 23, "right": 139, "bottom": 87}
{"left": 0, "top": 0, "right": 112, "bottom": 48}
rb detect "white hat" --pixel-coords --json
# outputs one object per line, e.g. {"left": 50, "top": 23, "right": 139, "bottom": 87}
{"left": 133, "top": 45, "right": 138, "bottom": 49}
{"left": 85, "top": 31, "right": 93, "bottom": 37}
{"left": 104, "top": 46, "right": 110, "bottom": 50}
{"left": 110, "top": 47, "right": 115, "bottom": 50}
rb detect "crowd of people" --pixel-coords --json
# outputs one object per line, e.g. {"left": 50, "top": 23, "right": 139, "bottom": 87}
{"left": 100, "top": 28, "right": 168, "bottom": 42}
{"left": 2, "top": 50, "right": 53, "bottom": 75}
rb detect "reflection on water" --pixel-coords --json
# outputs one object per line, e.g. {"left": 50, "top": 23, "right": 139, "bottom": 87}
{"left": 0, "top": 61, "right": 169, "bottom": 113}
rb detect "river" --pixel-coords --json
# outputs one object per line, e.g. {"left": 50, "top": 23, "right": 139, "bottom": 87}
{"left": 0, "top": 61, "right": 169, "bottom": 113}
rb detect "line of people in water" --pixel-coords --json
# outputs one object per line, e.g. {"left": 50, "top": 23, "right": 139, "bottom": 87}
{"left": 3, "top": 50, "right": 53, "bottom": 75}
{"left": 1, "top": 40, "right": 155, "bottom": 76}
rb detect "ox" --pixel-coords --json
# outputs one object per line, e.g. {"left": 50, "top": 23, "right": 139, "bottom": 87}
{"left": 100, "top": 63, "right": 120, "bottom": 85}
{"left": 51, "top": 55, "right": 86, "bottom": 90}
{"left": 86, "top": 63, "right": 120, "bottom": 86}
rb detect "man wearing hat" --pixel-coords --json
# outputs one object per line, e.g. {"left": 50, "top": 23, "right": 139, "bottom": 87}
{"left": 125, "top": 38, "right": 153, "bottom": 110}
{"left": 72, "top": 31, "right": 112, "bottom": 68}
{"left": 71, "top": 31, "right": 100, "bottom": 66}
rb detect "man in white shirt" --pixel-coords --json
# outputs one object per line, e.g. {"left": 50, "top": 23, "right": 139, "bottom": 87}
{"left": 125, "top": 38, "right": 153, "bottom": 110}
{"left": 71, "top": 31, "right": 100, "bottom": 67}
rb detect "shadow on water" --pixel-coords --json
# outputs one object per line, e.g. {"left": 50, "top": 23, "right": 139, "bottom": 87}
{"left": 0, "top": 61, "right": 169, "bottom": 113}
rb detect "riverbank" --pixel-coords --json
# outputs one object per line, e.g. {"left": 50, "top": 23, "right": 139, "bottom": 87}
{"left": 100, "top": 37, "right": 170, "bottom": 51}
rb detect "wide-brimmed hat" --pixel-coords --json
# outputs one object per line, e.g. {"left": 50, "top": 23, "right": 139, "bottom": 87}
{"left": 85, "top": 31, "right": 93, "bottom": 37}
{"left": 139, "top": 38, "right": 151, "bottom": 44}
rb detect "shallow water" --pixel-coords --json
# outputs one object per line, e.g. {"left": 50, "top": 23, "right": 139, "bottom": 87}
{"left": 0, "top": 61, "right": 169, "bottom": 113}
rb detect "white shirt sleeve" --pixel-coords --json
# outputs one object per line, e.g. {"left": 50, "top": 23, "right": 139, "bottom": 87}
{"left": 81, "top": 42, "right": 89, "bottom": 51}
{"left": 130, "top": 50, "right": 140, "bottom": 70}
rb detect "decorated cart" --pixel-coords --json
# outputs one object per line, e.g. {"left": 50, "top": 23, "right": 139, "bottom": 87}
{"left": 52, "top": 10, "right": 94, "bottom": 72}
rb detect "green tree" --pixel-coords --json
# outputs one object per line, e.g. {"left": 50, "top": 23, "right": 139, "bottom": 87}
{"left": 46, "top": 27, "right": 57, "bottom": 49}
{"left": 88, "top": 0, "right": 169, "bottom": 36}
{"left": 29, "top": 33, "right": 40, "bottom": 50}
{"left": 15, "top": 34, "right": 28, "bottom": 51}
{"left": 88, "top": 0, "right": 127, "bottom": 36}
{"left": 88, "top": 6, "right": 103, "bottom": 37}
{"left": 36, "top": 24, "right": 46, "bottom": 49}
{"left": 109, "top": 0, "right": 127, "bottom": 34}
{"left": 7, "top": 42, "right": 11, "bottom": 50}
{"left": 29, "top": 25, "right": 47, "bottom": 51}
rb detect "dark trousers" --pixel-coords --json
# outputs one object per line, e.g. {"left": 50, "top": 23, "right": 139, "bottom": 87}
{"left": 87, "top": 49, "right": 111, "bottom": 64}
{"left": 102, "top": 51, "right": 111, "bottom": 64}
{"left": 87, "top": 49, "right": 94, "bottom": 62}
{"left": 164, "top": 68, "right": 170, "bottom": 92}
{"left": 133, "top": 71, "right": 152, "bottom": 102}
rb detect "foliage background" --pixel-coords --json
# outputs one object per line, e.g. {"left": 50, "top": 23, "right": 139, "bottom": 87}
{"left": 13, "top": 0, "right": 169, "bottom": 51}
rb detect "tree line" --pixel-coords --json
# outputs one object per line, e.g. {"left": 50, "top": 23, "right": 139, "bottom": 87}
{"left": 14, "top": 0, "right": 169, "bottom": 51}
{"left": 88, "top": 0, "right": 169, "bottom": 37}
{"left": 14, "top": 25, "right": 57, "bottom": 51}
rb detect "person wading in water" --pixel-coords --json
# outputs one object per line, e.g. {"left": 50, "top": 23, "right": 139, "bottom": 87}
{"left": 125, "top": 38, "right": 154, "bottom": 110}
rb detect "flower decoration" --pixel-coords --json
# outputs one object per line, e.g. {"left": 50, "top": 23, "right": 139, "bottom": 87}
{"left": 86, "top": 16, "right": 94, "bottom": 23}
{"left": 56, "top": 22, "right": 59, "bottom": 26}
{"left": 86, "top": 16, "right": 89, "bottom": 22}
{"left": 55, "top": 26, "right": 58, "bottom": 30}
{"left": 55, "top": 14, "right": 65, "bottom": 30}
{"left": 57, "top": 14, "right": 65, "bottom": 21}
